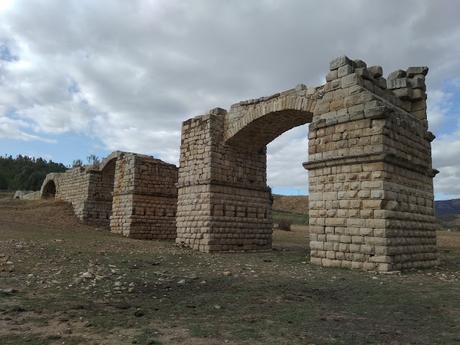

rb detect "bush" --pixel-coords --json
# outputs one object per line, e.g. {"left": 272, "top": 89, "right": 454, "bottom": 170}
{"left": 277, "top": 218, "right": 292, "bottom": 231}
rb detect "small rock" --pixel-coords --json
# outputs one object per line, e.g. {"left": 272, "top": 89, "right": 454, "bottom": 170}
{"left": 81, "top": 272, "right": 93, "bottom": 279}
{"left": 73, "top": 277, "right": 83, "bottom": 285}
{"left": 62, "top": 327, "right": 72, "bottom": 334}
{"left": 134, "top": 308, "right": 145, "bottom": 317}
{"left": 177, "top": 279, "right": 186, "bottom": 285}
{"left": 223, "top": 271, "right": 232, "bottom": 277}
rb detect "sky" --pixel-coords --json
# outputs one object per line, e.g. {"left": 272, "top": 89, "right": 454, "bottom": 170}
{"left": 0, "top": 0, "right": 459, "bottom": 199}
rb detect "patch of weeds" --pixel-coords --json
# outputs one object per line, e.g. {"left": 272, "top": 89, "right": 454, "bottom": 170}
{"left": 273, "top": 210, "right": 308, "bottom": 225}
{"left": 230, "top": 324, "right": 263, "bottom": 341}
{"left": 0, "top": 334, "right": 48, "bottom": 345}
{"left": 132, "top": 328, "right": 163, "bottom": 345}
{"left": 189, "top": 323, "right": 220, "bottom": 338}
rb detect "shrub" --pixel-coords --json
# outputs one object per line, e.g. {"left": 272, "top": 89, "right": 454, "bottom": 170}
{"left": 277, "top": 218, "right": 292, "bottom": 231}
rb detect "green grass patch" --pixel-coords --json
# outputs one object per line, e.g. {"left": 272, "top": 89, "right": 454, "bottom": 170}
{"left": 273, "top": 210, "right": 308, "bottom": 225}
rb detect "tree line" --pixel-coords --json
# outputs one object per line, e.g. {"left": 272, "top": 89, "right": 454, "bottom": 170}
{"left": 0, "top": 154, "right": 104, "bottom": 191}
{"left": 0, "top": 155, "right": 67, "bottom": 191}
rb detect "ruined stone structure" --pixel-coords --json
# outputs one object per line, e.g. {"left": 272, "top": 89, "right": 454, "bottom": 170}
{"left": 40, "top": 151, "right": 178, "bottom": 239}
{"left": 176, "top": 56, "right": 438, "bottom": 271}
{"left": 110, "top": 153, "right": 178, "bottom": 240}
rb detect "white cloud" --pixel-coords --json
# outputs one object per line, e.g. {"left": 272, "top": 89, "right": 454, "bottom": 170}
{"left": 0, "top": 116, "right": 55, "bottom": 142}
{"left": 267, "top": 125, "right": 308, "bottom": 193}
{"left": 427, "top": 89, "right": 453, "bottom": 133}
{"left": 433, "top": 127, "right": 460, "bottom": 199}
{"left": 0, "top": 0, "right": 459, "bottom": 194}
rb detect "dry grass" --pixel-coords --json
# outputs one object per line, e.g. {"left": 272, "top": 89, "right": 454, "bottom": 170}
{"left": 437, "top": 230, "right": 460, "bottom": 249}
{"left": 0, "top": 200, "right": 459, "bottom": 345}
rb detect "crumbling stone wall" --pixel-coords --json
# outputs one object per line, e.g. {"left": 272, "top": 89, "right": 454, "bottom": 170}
{"left": 110, "top": 153, "right": 178, "bottom": 239}
{"left": 177, "top": 56, "right": 437, "bottom": 271}
{"left": 84, "top": 158, "right": 117, "bottom": 226}
{"left": 41, "top": 167, "right": 95, "bottom": 221}
{"left": 41, "top": 151, "right": 178, "bottom": 238}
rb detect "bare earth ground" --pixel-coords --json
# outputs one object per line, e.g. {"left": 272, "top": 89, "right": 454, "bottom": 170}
{"left": 0, "top": 199, "right": 460, "bottom": 345}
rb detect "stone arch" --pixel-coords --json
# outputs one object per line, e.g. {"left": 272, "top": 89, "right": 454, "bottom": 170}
{"left": 98, "top": 151, "right": 121, "bottom": 172}
{"left": 177, "top": 55, "right": 438, "bottom": 273}
{"left": 176, "top": 87, "right": 319, "bottom": 252}
{"left": 41, "top": 179, "right": 56, "bottom": 199}
{"left": 224, "top": 88, "right": 316, "bottom": 151}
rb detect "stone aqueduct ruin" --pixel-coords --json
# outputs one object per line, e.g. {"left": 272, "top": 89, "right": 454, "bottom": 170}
{"left": 41, "top": 56, "right": 438, "bottom": 272}
{"left": 41, "top": 151, "right": 178, "bottom": 239}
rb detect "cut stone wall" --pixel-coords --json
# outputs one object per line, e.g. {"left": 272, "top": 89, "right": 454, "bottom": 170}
{"left": 177, "top": 55, "right": 437, "bottom": 271}
{"left": 110, "top": 153, "right": 178, "bottom": 239}
{"left": 41, "top": 167, "right": 94, "bottom": 221}
{"left": 13, "top": 190, "right": 41, "bottom": 200}
{"left": 176, "top": 110, "right": 274, "bottom": 252}
{"left": 40, "top": 151, "right": 178, "bottom": 239}
{"left": 305, "top": 56, "right": 437, "bottom": 271}
{"left": 176, "top": 90, "right": 316, "bottom": 252}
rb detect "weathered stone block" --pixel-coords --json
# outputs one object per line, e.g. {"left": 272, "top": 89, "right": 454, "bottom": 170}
{"left": 367, "top": 65, "right": 383, "bottom": 78}
{"left": 330, "top": 56, "right": 353, "bottom": 70}
{"left": 406, "top": 66, "right": 428, "bottom": 77}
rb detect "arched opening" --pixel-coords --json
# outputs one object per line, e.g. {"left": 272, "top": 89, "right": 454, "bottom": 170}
{"left": 42, "top": 180, "right": 56, "bottom": 199}
{"left": 225, "top": 109, "right": 312, "bottom": 152}
{"left": 223, "top": 110, "right": 311, "bottom": 251}
{"left": 266, "top": 124, "right": 309, "bottom": 251}
{"left": 176, "top": 93, "right": 315, "bottom": 253}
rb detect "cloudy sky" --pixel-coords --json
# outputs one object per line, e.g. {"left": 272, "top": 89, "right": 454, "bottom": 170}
{"left": 0, "top": 0, "right": 459, "bottom": 199}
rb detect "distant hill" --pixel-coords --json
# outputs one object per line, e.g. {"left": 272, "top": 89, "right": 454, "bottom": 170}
{"left": 0, "top": 155, "right": 67, "bottom": 191}
{"left": 435, "top": 199, "right": 460, "bottom": 231}
{"left": 272, "top": 195, "right": 309, "bottom": 214}
{"left": 435, "top": 199, "right": 460, "bottom": 217}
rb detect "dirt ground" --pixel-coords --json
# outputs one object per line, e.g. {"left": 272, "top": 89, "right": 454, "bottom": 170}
{"left": 1, "top": 199, "right": 460, "bottom": 345}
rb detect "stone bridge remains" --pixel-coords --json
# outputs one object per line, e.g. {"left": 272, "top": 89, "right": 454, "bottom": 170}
{"left": 176, "top": 56, "right": 437, "bottom": 272}
{"left": 41, "top": 151, "right": 178, "bottom": 239}
{"left": 40, "top": 56, "right": 437, "bottom": 272}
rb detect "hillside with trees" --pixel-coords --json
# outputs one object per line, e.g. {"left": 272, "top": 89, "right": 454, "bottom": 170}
{"left": 0, "top": 155, "right": 67, "bottom": 191}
